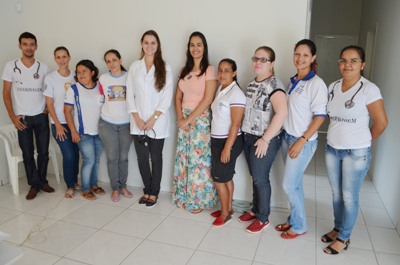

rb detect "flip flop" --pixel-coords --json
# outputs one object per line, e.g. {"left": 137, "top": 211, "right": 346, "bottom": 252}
{"left": 65, "top": 189, "right": 74, "bottom": 199}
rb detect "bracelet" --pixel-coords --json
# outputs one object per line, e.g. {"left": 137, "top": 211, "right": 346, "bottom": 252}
{"left": 261, "top": 137, "right": 270, "bottom": 144}
{"left": 301, "top": 135, "right": 308, "bottom": 141}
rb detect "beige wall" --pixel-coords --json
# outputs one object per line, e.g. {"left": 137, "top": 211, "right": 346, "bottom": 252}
{"left": 0, "top": 0, "right": 310, "bottom": 203}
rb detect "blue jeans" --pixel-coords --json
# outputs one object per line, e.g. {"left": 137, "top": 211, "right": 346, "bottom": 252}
{"left": 132, "top": 135, "right": 164, "bottom": 197}
{"left": 325, "top": 144, "right": 371, "bottom": 240}
{"left": 77, "top": 134, "right": 103, "bottom": 192}
{"left": 243, "top": 133, "right": 282, "bottom": 223}
{"left": 98, "top": 119, "right": 132, "bottom": 191}
{"left": 281, "top": 131, "right": 317, "bottom": 234}
{"left": 17, "top": 113, "right": 50, "bottom": 190}
{"left": 51, "top": 124, "right": 79, "bottom": 189}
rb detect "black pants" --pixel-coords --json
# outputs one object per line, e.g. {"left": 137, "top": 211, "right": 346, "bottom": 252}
{"left": 18, "top": 113, "right": 50, "bottom": 190}
{"left": 132, "top": 135, "right": 164, "bottom": 196}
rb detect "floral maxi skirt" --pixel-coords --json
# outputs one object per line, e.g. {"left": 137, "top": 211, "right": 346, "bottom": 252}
{"left": 172, "top": 109, "right": 218, "bottom": 211}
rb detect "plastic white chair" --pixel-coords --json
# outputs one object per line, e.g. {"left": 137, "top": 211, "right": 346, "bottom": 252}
{"left": 0, "top": 124, "right": 60, "bottom": 195}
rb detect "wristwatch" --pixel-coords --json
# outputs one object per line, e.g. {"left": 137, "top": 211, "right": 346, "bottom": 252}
{"left": 154, "top": 114, "right": 159, "bottom": 120}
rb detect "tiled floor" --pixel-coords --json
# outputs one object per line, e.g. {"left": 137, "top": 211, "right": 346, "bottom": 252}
{"left": 1, "top": 142, "right": 400, "bottom": 264}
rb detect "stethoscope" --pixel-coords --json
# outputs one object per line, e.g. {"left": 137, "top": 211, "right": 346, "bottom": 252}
{"left": 329, "top": 81, "right": 364, "bottom": 109}
{"left": 13, "top": 60, "right": 41, "bottom": 84}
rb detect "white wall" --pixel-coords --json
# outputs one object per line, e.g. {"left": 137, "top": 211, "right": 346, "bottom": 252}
{"left": 358, "top": 0, "right": 400, "bottom": 228}
{"left": 0, "top": 0, "right": 309, "bottom": 204}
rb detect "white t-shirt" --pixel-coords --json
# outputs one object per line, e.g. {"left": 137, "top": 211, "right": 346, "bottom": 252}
{"left": 242, "top": 75, "right": 286, "bottom": 136}
{"left": 43, "top": 70, "right": 75, "bottom": 124}
{"left": 211, "top": 82, "right": 246, "bottom": 138}
{"left": 126, "top": 59, "right": 173, "bottom": 138}
{"left": 2, "top": 59, "right": 50, "bottom": 116}
{"left": 327, "top": 77, "right": 382, "bottom": 149}
{"left": 99, "top": 72, "right": 130, "bottom": 125}
{"left": 283, "top": 71, "right": 328, "bottom": 140}
{"left": 64, "top": 82, "right": 104, "bottom": 135}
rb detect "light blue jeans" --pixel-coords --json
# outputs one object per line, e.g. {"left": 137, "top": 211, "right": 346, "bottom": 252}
{"left": 325, "top": 144, "right": 371, "bottom": 240}
{"left": 77, "top": 134, "right": 104, "bottom": 192}
{"left": 281, "top": 131, "right": 317, "bottom": 234}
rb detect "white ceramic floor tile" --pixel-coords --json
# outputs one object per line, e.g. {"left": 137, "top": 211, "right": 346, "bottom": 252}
{"left": 305, "top": 198, "right": 317, "bottom": 218}
{"left": 304, "top": 184, "right": 316, "bottom": 199}
{"left": 0, "top": 185, "right": 17, "bottom": 202}
{"left": 198, "top": 226, "right": 261, "bottom": 260}
{"left": 375, "top": 252, "right": 400, "bottom": 265}
{"left": 66, "top": 230, "right": 142, "bottom": 265}
{"left": 93, "top": 186, "right": 141, "bottom": 208}
{"left": 0, "top": 192, "right": 50, "bottom": 212}
{"left": 316, "top": 186, "right": 333, "bottom": 201}
{"left": 129, "top": 192, "right": 177, "bottom": 216}
{"left": 13, "top": 246, "right": 60, "bottom": 265}
{"left": 252, "top": 262, "right": 273, "bottom": 265}
{"left": 303, "top": 174, "right": 316, "bottom": 186}
{"left": 315, "top": 175, "right": 330, "bottom": 187}
{"left": 147, "top": 216, "right": 210, "bottom": 249}
{"left": 23, "top": 220, "right": 97, "bottom": 256}
{"left": 54, "top": 258, "right": 88, "bottom": 265}
{"left": 0, "top": 213, "right": 57, "bottom": 245}
{"left": 254, "top": 233, "right": 316, "bottom": 265}
{"left": 361, "top": 206, "right": 394, "bottom": 228}
{"left": 360, "top": 180, "right": 377, "bottom": 193}
{"left": 102, "top": 209, "right": 165, "bottom": 238}
{"left": 121, "top": 240, "right": 193, "bottom": 265}
{"left": 169, "top": 206, "right": 217, "bottom": 223}
{"left": 188, "top": 251, "right": 252, "bottom": 265}
{"left": 316, "top": 242, "right": 378, "bottom": 265}
{"left": 0, "top": 206, "right": 21, "bottom": 224}
{"left": 26, "top": 195, "right": 88, "bottom": 220}
{"left": 316, "top": 218, "right": 373, "bottom": 250}
{"left": 359, "top": 191, "right": 385, "bottom": 208}
{"left": 368, "top": 226, "right": 400, "bottom": 255}
{"left": 63, "top": 202, "right": 125, "bottom": 229}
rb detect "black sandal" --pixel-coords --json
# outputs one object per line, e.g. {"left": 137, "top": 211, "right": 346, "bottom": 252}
{"left": 323, "top": 238, "right": 350, "bottom": 255}
{"left": 321, "top": 227, "right": 339, "bottom": 243}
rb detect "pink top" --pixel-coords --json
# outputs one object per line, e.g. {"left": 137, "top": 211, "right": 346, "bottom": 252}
{"left": 178, "top": 65, "right": 217, "bottom": 110}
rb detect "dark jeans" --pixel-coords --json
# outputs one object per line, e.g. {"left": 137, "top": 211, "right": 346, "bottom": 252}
{"left": 18, "top": 113, "right": 50, "bottom": 190}
{"left": 51, "top": 124, "right": 80, "bottom": 188}
{"left": 132, "top": 135, "right": 165, "bottom": 197}
{"left": 243, "top": 133, "right": 282, "bottom": 223}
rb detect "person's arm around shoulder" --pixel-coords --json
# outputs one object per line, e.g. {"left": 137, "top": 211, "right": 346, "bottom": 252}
{"left": 3, "top": 80, "right": 25, "bottom": 130}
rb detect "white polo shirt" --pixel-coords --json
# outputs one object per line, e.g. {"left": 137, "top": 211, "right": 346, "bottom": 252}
{"left": 327, "top": 77, "right": 382, "bottom": 149}
{"left": 283, "top": 71, "right": 328, "bottom": 140}
{"left": 211, "top": 82, "right": 246, "bottom": 138}
{"left": 64, "top": 82, "right": 104, "bottom": 135}
{"left": 43, "top": 70, "right": 75, "bottom": 124}
{"left": 2, "top": 59, "right": 50, "bottom": 116}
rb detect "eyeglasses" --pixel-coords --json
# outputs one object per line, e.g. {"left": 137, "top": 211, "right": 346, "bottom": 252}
{"left": 251, "top": 57, "right": 271, "bottom": 63}
{"left": 338, "top": 58, "right": 362, "bottom": 64}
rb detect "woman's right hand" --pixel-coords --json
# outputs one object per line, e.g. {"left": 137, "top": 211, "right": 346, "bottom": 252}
{"left": 177, "top": 118, "right": 190, "bottom": 130}
{"left": 55, "top": 124, "right": 68, "bottom": 141}
{"left": 133, "top": 115, "right": 146, "bottom": 131}
{"left": 71, "top": 131, "right": 81, "bottom": 143}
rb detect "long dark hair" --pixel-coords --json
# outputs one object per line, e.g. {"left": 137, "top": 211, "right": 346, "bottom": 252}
{"left": 140, "top": 30, "right": 166, "bottom": 92}
{"left": 218, "top": 58, "right": 240, "bottom": 88}
{"left": 294, "top": 39, "right": 318, "bottom": 72}
{"left": 179, "top": 31, "right": 210, "bottom": 80}
{"left": 75, "top": 59, "right": 99, "bottom": 82}
{"left": 104, "top": 49, "right": 127, "bottom": 72}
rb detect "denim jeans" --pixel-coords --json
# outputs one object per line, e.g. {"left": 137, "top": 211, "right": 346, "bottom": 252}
{"left": 243, "top": 133, "right": 282, "bottom": 223}
{"left": 132, "top": 135, "right": 164, "bottom": 197}
{"left": 281, "top": 131, "right": 317, "bottom": 234}
{"left": 51, "top": 124, "right": 79, "bottom": 189}
{"left": 77, "top": 134, "right": 103, "bottom": 192}
{"left": 17, "top": 113, "right": 50, "bottom": 190}
{"left": 98, "top": 119, "right": 132, "bottom": 191}
{"left": 325, "top": 144, "right": 371, "bottom": 240}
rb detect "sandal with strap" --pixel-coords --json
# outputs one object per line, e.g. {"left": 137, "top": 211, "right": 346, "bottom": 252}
{"left": 275, "top": 223, "right": 291, "bottom": 232}
{"left": 321, "top": 228, "right": 339, "bottom": 243}
{"left": 91, "top": 186, "right": 105, "bottom": 195}
{"left": 324, "top": 238, "right": 350, "bottom": 255}
{"left": 82, "top": 190, "right": 96, "bottom": 200}
{"left": 65, "top": 188, "right": 74, "bottom": 199}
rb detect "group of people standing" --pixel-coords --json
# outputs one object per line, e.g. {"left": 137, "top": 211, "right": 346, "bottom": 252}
{"left": 2, "top": 31, "right": 388, "bottom": 255}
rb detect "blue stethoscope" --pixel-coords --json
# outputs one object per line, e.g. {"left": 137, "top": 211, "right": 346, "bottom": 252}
{"left": 13, "top": 60, "right": 41, "bottom": 84}
{"left": 329, "top": 81, "right": 364, "bottom": 109}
